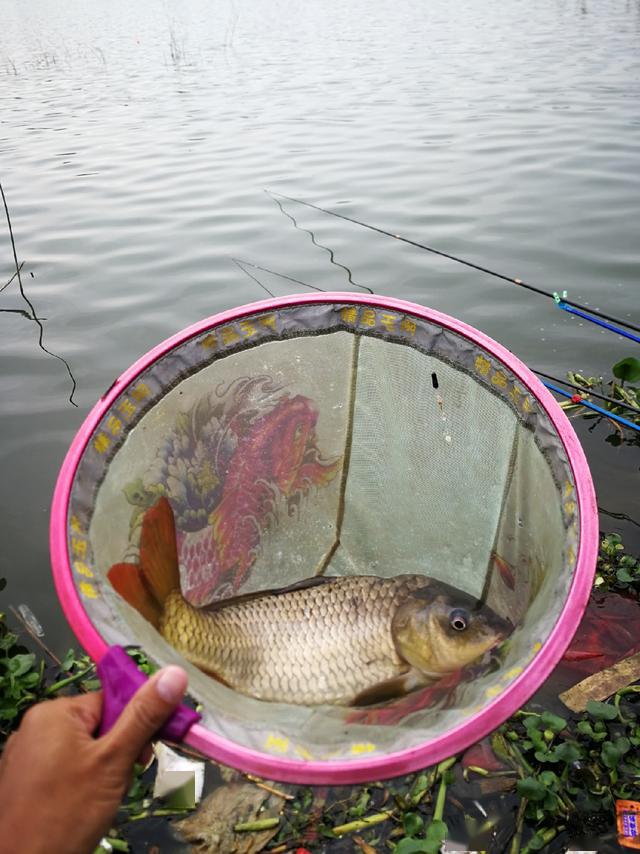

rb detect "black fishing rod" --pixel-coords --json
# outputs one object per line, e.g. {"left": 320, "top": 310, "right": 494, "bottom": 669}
{"left": 234, "top": 255, "right": 640, "bottom": 434}
{"left": 533, "top": 370, "right": 640, "bottom": 416}
{"left": 267, "top": 191, "right": 640, "bottom": 338}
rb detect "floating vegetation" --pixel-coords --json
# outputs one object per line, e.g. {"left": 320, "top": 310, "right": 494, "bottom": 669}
{"left": 558, "top": 357, "right": 640, "bottom": 446}
{"left": 3, "top": 534, "right": 640, "bottom": 852}
{"left": 596, "top": 534, "right": 640, "bottom": 596}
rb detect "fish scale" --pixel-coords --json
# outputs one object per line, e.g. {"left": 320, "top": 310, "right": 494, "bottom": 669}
{"left": 161, "top": 575, "right": 429, "bottom": 706}
{"left": 108, "top": 497, "right": 509, "bottom": 707}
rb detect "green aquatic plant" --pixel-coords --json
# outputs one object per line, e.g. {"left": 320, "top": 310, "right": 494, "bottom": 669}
{"left": 0, "top": 582, "right": 45, "bottom": 736}
{"left": 4, "top": 537, "right": 640, "bottom": 853}
{"left": 595, "top": 533, "right": 640, "bottom": 594}
{"left": 563, "top": 357, "right": 640, "bottom": 446}
{"left": 498, "top": 689, "right": 640, "bottom": 852}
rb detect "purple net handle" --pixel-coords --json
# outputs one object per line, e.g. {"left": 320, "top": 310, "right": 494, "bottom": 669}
{"left": 97, "top": 646, "right": 201, "bottom": 741}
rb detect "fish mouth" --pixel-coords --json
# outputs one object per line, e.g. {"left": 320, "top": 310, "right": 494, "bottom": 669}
{"left": 487, "top": 613, "right": 515, "bottom": 645}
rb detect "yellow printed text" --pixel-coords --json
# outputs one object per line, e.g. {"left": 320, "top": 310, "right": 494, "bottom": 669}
{"left": 351, "top": 743, "right": 376, "bottom": 755}
{"left": 79, "top": 581, "right": 98, "bottom": 599}
{"left": 265, "top": 734, "right": 289, "bottom": 753}
{"left": 117, "top": 398, "right": 137, "bottom": 419}
{"left": 131, "top": 382, "right": 151, "bottom": 402}
{"left": 74, "top": 561, "right": 94, "bottom": 578}
{"left": 93, "top": 433, "right": 111, "bottom": 454}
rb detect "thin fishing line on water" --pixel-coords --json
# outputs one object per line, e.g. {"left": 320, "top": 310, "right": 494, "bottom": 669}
{"left": 0, "top": 182, "right": 78, "bottom": 407}
{"left": 232, "top": 258, "right": 327, "bottom": 295}
{"left": 267, "top": 191, "right": 640, "bottom": 338}
{"left": 234, "top": 258, "right": 640, "bottom": 433}
{"left": 266, "top": 191, "right": 374, "bottom": 295}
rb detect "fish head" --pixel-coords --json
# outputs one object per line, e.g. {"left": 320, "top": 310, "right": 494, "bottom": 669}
{"left": 392, "top": 584, "right": 512, "bottom": 677}
{"left": 269, "top": 396, "right": 318, "bottom": 494}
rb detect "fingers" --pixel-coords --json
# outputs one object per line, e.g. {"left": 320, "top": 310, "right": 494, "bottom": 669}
{"left": 67, "top": 690, "right": 104, "bottom": 729}
{"left": 19, "top": 691, "right": 103, "bottom": 736}
{"left": 101, "top": 666, "right": 188, "bottom": 766}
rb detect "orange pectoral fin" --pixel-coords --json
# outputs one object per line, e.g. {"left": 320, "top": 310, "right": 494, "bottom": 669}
{"left": 139, "top": 497, "right": 181, "bottom": 605}
{"left": 107, "top": 563, "right": 162, "bottom": 628}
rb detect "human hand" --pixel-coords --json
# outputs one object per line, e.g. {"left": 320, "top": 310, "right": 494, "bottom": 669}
{"left": 0, "top": 665, "right": 188, "bottom": 854}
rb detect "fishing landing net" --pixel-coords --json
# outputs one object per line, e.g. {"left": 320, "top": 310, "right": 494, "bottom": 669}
{"left": 50, "top": 293, "right": 598, "bottom": 784}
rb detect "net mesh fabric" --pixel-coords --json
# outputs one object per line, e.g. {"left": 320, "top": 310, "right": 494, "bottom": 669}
{"left": 70, "top": 303, "right": 577, "bottom": 762}
{"left": 337, "top": 337, "right": 517, "bottom": 597}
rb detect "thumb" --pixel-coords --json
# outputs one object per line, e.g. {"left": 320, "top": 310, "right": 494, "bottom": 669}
{"left": 102, "top": 665, "right": 188, "bottom": 766}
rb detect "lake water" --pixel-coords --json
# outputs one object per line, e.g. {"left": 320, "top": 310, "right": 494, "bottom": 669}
{"left": 1, "top": 0, "right": 639, "bottom": 844}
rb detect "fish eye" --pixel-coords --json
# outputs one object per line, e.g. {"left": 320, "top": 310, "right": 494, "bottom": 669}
{"left": 449, "top": 608, "right": 469, "bottom": 632}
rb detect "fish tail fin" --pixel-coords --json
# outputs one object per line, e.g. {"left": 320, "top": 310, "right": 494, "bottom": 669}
{"left": 107, "top": 562, "right": 163, "bottom": 628}
{"left": 138, "top": 497, "right": 181, "bottom": 605}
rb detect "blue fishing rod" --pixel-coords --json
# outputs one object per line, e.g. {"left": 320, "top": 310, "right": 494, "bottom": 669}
{"left": 541, "top": 380, "right": 640, "bottom": 433}
{"left": 554, "top": 297, "right": 640, "bottom": 344}
{"left": 234, "top": 257, "right": 640, "bottom": 435}
{"left": 268, "top": 191, "right": 640, "bottom": 342}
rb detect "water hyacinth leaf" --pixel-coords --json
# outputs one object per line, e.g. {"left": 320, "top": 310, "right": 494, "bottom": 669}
{"left": 548, "top": 742, "right": 581, "bottom": 764}
{"left": 402, "top": 812, "right": 424, "bottom": 837}
{"left": 613, "top": 357, "right": 640, "bottom": 384}
{"left": 617, "top": 568, "right": 634, "bottom": 583}
{"left": 516, "top": 777, "right": 547, "bottom": 801}
{"left": 527, "top": 832, "right": 547, "bottom": 851}
{"left": 587, "top": 699, "right": 623, "bottom": 720}
{"left": 538, "top": 770, "right": 559, "bottom": 787}
{"left": 61, "top": 649, "right": 76, "bottom": 671}
{"left": 8, "top": 653, "right": 35, "bottom": 677}
{"left": 601, "top": 737, "right": 631, "bottom": 768}
{"left": 425, "top": 820, "right": 448, "bottom": 848}
{"left": 540, "top": 711, "right": 567, "bottom": 733}
{"left": 577, "top": 720, "right": 594, "bottom": 737}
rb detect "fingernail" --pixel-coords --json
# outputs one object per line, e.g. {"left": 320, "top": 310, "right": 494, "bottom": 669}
{"left": 155, "top": 666, "right": 188, "bottom": 704}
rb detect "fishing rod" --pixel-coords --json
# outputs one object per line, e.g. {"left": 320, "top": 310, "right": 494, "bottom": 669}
{"left": 542, "top": 380, "right": 640, "bottom": 433}
{"left": 555, "top": 300, "right": 640, "bottom": 345}
{"left": 234, "top": 256, "right": 640, "bottom": 433}
{"left": 267, "top": 191, "right": 640, "bottom": 339}
{"left": 533, "top": 370, "right": 640, "bottom": 416}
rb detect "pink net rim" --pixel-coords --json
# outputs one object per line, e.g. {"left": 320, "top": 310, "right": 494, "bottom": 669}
{"left": 50, "top": 292, "right": 598, "bottom": 784}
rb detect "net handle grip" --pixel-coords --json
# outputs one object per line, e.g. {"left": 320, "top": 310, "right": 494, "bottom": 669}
{"left": 96, "top": 646, "right": 201, "bottom": 741}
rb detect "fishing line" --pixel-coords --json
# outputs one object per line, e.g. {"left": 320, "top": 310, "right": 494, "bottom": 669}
{"left": 234, "top": 257, "right": 640, "bottom": 433}
{"left": 267, "top": 191, "right": 640, "bottom": 336}
{"left": 232, "top": 258, "right": 275, "bottom": 297}
{"left": 598, "top": 507, "right": 640, "bottom": 529}
{"left": 0, "top": 182, "right": 78, "bottom": 407}
{"left": 0, "top": 308, "right": 32, "bottom": 319}
{"left": 542, "top": 380, "right": 640, "bottom": 433}
{"left": 533, "top": 370, "right": 640, "bottom": 415}
{"left": 233, "top": 258, "right": 327, "bottom": 294}
{"left": 266, "top": 191, "right": 374, "bottom": 295}
{"left": 0, "top": 261, "right": 24, "bottom": 293}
